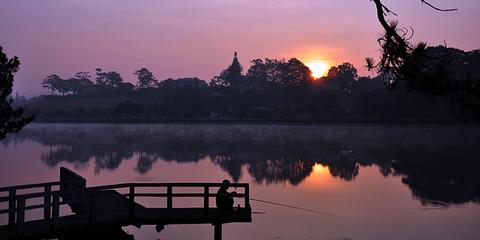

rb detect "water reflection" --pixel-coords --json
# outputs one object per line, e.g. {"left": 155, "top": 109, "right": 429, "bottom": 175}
{"left": 4, "top": 124, "right": 480, "bottom": 206}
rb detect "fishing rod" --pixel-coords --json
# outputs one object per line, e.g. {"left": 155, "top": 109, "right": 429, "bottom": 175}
{"left": 250, "top": 198, "right": 353, "bottom": 221}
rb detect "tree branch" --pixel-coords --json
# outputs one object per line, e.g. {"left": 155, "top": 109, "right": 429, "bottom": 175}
{"left": 371, "top": 0, "right": 407, "bottom": 48}
{"left": 420, "top": 0, "right": 458, "bottom": 12}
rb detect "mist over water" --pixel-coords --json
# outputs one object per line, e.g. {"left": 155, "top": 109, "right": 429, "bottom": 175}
{"left": 1, "top": 123, "right": 480, "bottom": 239}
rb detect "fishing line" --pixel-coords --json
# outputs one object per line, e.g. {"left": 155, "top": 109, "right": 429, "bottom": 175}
{"left": 252, "top": 211, "right": 266, "bottom": 214}
{"left": 250, "top": 198, "right": 353, "bottom": 221}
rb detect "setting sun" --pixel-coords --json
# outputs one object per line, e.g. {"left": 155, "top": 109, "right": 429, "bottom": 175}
{"left": 306, "top": 61, "right": 329, "bottom": 79}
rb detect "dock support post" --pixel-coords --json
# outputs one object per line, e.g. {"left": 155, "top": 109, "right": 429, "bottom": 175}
{"left": 52, "top": 193, "right": 60, "bottom": 232}
{"left": 204, "top": 186, "right": 209, "bottom": 216}
{"left": 8, "top": 189, "right": 16, "bottom": 225}
{"left": 245, "top": 185, "right": 250, "bottom": 209}
{"left": 129, "top": 186, "right": 135, "bottom": 222}
{"left": 167, "top": 186, "right": 172, "bottom": 209}
{"left": 44, "top": 185, "right": 52, "bottom": 219}
{"left": 89, "top": 190, "right": 95, "bottom": 225}
{"left": 214, "top": 223, "right": 222, "bottom": 240}
{"left": 16, "top": 198, "right": 25, "bottom": 237}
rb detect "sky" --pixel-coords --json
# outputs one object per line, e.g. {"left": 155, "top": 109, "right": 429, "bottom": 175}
{"left": 0, "top": 0, "right": 479, "bottom": 96}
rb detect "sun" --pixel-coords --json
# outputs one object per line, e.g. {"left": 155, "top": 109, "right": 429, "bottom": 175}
{"left": 306, "top": 61, "right": 329, "bottom": 79}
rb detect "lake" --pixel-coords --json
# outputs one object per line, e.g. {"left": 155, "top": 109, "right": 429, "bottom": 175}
{"left": 1, "top": 123, "right": 480, "bottom": 240}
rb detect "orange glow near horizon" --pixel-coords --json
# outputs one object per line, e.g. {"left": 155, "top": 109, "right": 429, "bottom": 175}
{"left": 305, "top": 61, "right": 329, "bottom": 79}
{"left": 302, "top": 163, "right": 339, "bottom": 189}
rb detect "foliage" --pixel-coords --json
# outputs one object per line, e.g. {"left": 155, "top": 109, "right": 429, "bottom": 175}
{"left": 68, "top": 72, "right": 94, "bottom": 95}
{"left": 0, "top": 46, "right": 34, "bottom": 139}
{"left": 134, "top": 68, "right": 158, "bottom": 88}
{"left": 95, "top": 68, "right": 124, "bottom": 87}
{"left": 41, "top": 72, "right": 94, "bottom": 95}
{"left": 159, "top": 77, "right": 208, "bottom": 89}
{"left": 41, "top": 74, "right": 62, "bottom": 95}
{"left": 245, "top": 58, "right": 313, "bottom": 88}
{"left": 369, "top": 0, "right": 480, "bottom": 121}
{"left": 324, "top": 62, "right": 359, "bottom": 92}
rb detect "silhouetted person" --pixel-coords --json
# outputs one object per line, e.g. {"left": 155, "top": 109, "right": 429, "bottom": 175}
{"left": 216, "top": 179, "right": 236, "bottom": 211}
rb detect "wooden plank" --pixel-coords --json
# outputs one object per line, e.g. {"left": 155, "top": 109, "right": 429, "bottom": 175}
{"left": 91, "top": 182, "right": 248, "bottom": 188}
{"left": 0, "top": 182, "right": 60, "bottom": 192}
{"left": 1, "top": 191, "right": 55, "bottom": 201}
{"left": 133, "top": 193, "right": 245, "bottom": 198}
{"left": 88, "top": 183, "right": 132, "bottom": 191}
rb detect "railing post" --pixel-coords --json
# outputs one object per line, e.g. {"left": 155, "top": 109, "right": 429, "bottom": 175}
{"left": 245, "top": 184, "right": 250, "bottom": 209}
{"left": 204, "top": 186, "right": 209, "bottom": 217}
{"left": 167, "top": 186, "right": 173, "bottom": 209}
{"left": 44, "top": 185, "right": 52, "bottom": 220}
{"left": 51, "top": 193, "right": 60, "bottom": 232}
{"left": 89, "top": 190, "right": 95, "bottom": 225}
{"left": 16, "top": 197, "right": 25, "bottom": 237}
{"left": 204, "top": 186, "right": 209, "bottom": 209}
{"left": 129, "top": 185, "right": 135, "bottom": 222}
{"left": 8, "top": 189, "right": 16, "bottom": 225}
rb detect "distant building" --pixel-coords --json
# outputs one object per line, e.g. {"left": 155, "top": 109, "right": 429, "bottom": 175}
{"left": 211, "top": 51, "right": 244, "bottom": 88}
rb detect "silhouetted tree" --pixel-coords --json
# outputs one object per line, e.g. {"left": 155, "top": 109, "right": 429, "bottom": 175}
{"left": 95, "top": 68, "right": 108, "bottom": 86}
{"left": 245, "top": 58, "right": 313, "bottom": 88}
{"left": 55, "top": 79, "right": 69, "bottom": 96}
{"left": 0, "top": 46, "right": 34, "bottom": 139}
{"left": 245, "top": 59, "right": 270, "bottom": 88}
{"left": 41, "top": 74, "right": 62, "bottom": 95}
{"left": 159, "top": 77, "right": 208, "bottom": 89}
{"left": 134, "top": 68, "right": 158, "bottom": 88}
{"left": 67, "top": 72, "right": 94, "bottom": 95}
{"left": 282, "top": 58, "right": 313, "bottom": 87}
{"left": 325, "top": 62, "right": 359, "bottom": 92}
{"left": 95, "top": 68, "right": 124, "bottom": 87}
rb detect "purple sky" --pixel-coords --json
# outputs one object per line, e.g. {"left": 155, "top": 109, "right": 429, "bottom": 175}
{"left": 1, "top": 0, "right": 479, "bottom": 96}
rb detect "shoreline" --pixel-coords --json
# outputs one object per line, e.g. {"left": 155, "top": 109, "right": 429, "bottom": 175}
{"left": 28, "top": 119, "right": 479, "bottom": 129}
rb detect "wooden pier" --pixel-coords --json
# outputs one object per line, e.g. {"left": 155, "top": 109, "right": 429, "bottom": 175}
{"left": 0, "top": 168, "right": 251, "bottom": 240}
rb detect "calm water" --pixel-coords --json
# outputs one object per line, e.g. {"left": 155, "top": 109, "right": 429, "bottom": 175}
{"left": 1, "top": 123, "right": 480, "bottom": 240}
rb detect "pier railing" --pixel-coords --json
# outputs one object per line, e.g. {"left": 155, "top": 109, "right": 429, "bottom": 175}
{"left": 0, "top": 181, "right": 61, "bottom": 226}
{"left": 0, "top": 181, "right": 251, "bottom": 232}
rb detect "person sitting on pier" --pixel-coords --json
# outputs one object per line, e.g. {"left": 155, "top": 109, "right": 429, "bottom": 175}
{"left": 216, "top": 179, "right": 237, "bottom": 211}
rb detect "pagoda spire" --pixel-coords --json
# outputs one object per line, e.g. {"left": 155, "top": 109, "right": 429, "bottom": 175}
{"left": 232, "top": 51, "right": 240, "bottom": 66}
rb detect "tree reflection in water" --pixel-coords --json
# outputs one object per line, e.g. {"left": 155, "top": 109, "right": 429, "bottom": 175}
{"left": 6, "top": 124, "right": 480, "bottom": 206}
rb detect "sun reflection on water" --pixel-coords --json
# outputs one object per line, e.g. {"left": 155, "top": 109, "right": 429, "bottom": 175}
{"left": 302, "top": 163, "right": 339, "bottom": 188}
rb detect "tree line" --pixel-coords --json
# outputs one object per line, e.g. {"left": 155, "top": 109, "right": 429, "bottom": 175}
{"left": 41, "top": 67, "right": 161, "bottom": 95}
{"left": 27, "top": 50, "right": 466, "bottom": 123}
{"left": 40, "top": 55, "right": 365, "bottom": 96}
